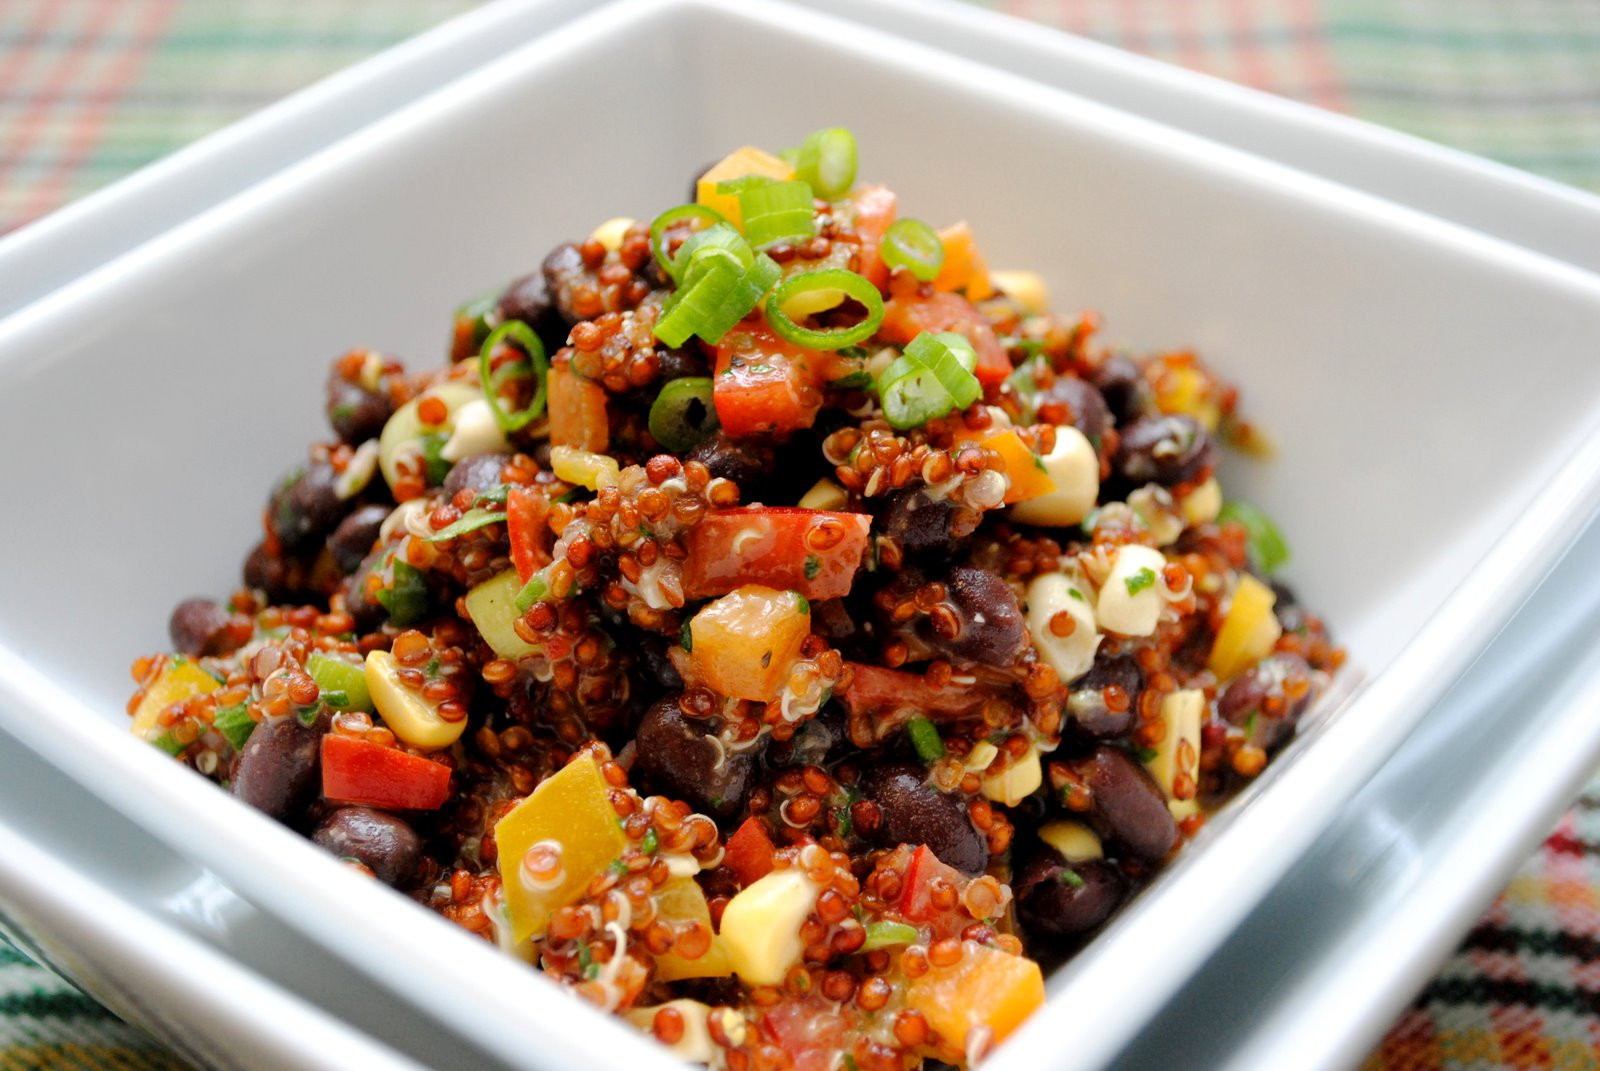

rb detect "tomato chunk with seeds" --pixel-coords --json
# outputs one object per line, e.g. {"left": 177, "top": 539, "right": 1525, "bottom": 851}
{"left": 684, "top": 507, "right": 870, "bottom": 600}
{"left": 712, "top": 324, "right": 823, "bottom": 438}
{"left": 881, "top": 292, "right": 1010, "bottom": 387}
{"left": 846, "top": 184, "right": 897, "bottom": 291}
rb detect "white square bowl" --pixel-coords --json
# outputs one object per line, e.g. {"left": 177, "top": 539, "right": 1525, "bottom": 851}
{"left": 3, "top": 1, "right": 1600, "bottom": 1068}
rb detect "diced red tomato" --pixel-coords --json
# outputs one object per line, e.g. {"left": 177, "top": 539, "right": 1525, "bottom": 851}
{"left": 321, "top": 734, "right": 452, "bottom": 811}
{"left": 898, "top": 844, "right": 970, "bottom": 939}
{"left": 761, "top": 996, "right": 859, "bottom": 1071}
{"left": 724, "top": 816, "right": 776, "bottom": 887}
{"left": 711, "top": 323, "right": 823, "bottom": 438}
{"left": 842, "top": 663, "right": 991, "bottom": 721}
{"left": 547, "top": 355, "right": 609, "bottom": 452}
{"left": 847, "top": 184, "right": 897, "bottom": 291}
{"left": 683, "top": 507, "right": 870, "bottom": 600}
{"left": 506, "top": 485, "right": 548, "bottom": 584}
{"left": 880, "top": 292, "right": 1010, "bottom": 388}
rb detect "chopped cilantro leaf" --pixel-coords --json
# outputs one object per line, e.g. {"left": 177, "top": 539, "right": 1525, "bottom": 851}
{"left": 803, "top": 554, "right": 821, "bottom": 581}
{"left": 1124, "top": 567, "right": 1157, "bottom": 597}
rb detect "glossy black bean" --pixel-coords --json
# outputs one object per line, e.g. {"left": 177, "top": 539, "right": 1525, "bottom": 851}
{"left": 860, "top": 762, "right": 986, "bottom": 874}
{"left": 1271, "top": 580, "right": 1306, "bottom": 635}
{"left": 268, "top": 462, "right": 346, "bottom": 550}
{"left": 168, "top": 598, "right": 233, "bottom": 658}
{"left": 541, "top": 242, "right": 589, "bottom": 326}
{"left": 632, "top": 698, "right": 755, "bottom": 821}
{"left": 442, "top": 452, "right": 514, "bottom": 500}
{"left": 1015, "top": 850, "right": 1125, "bottom": 938}
{"left": 1066, "top": 654, "right": 1142, "bottom": 739}
{"left": 637, "top": 637, "right": 684, "bottom": 692}
{"left": 1075, "top": 746, "right": 1177, "bottom": 862}
{"left": 1218, "top": 653, "right": 1313, "bottom": 751}
{"left": 1091, "top": 354, "right": 1150, "bottom": 426}
{"left": 231, "top": 710, "right": 329, "bottom": 822}
{"left": 938, "top": 567, "right": 1026, "bottom": 667}
{"left": 312, "top": 807, "right": 422, "bottom": 887}
{"left": 1114, "top": 414, "right": 1218, "bottom": 488}
{"left": 495, "top": 271, "right": 552, "bottom": 327}
{"left": 327, "top": 504, "right": 389, "bottom": 575}
{"left": 687, "top": 432, "right": 775, "bottom": 490}
{"left": 339, "top": 546, "right": 389, "bottom": 632}
{"left": 654, "top": 343, "right": 708, "bottom": 382}
{"left": 1044, "top": 375, "right": 1112, "bottom": 448}
{"left": 325, "top": 367, "right": 394, "bottom": 445}
{"left": 879, "top": 490, "right": 959, "bottom": 558}
{"left": 243, "top": 541, "right": 311, "bottom": 604}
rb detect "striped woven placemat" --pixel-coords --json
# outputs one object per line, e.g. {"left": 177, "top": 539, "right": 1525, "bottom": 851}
{"left": 1, "top": 2, "right": 1598, "bottom": 1069}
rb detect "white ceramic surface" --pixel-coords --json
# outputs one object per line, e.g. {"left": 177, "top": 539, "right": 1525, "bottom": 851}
{"left": 2, "top": 1, "right": 1600, "bottom": 1069}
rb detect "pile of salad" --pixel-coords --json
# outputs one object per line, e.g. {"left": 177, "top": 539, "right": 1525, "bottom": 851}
{"left": 127, "top": 128, "right": 1341, "bottom": 1070}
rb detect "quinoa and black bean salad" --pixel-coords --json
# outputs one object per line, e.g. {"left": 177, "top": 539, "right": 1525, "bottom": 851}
{"left": 127, "top": 129, "right": 1342, "bottom": 1069}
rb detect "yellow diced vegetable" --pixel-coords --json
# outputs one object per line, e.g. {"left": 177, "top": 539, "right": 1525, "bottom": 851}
{"left": 549, "top": 444, "right": 619, "bottom": 491}
{"left": 906, "top": 942, "right": 1045, "bottom": 1050}
{"left": 129, "top": 659, "right": 221, "bottom": 740}
{"left": 653, "top": 877, "right": 733, "bottom": 982}
{"left": 797, "top": 478, "right": 847, "bottom": 511}
{"left": 981, "top": 743, "right": 1042, "bottom": 807}
{"left": 364, "top": 649, "right": 467, "bottom": 751}
{"left": 494, "top": 752, "right": 628, "bottom": 943}
{"left": 588, "top": 216, "right": 635, "bottom": 252}
{"left": 990, "top": 269, "right": 1049, "bottom": 315}
{"left": 695, "top": 146, "right": 796, "bottom": 228}
{"left": 1145, "top": 689, "right": 1204, "bottom": 820}
{"left": 465, "top": 571, "right": 539, "bottom": 660}
{"left": 689, "top": 585, "right": 810, "bottom": 702}
{"left": 1208, "top": 574, "right": 1282, "bottom": 682}
{"left": 718, "top": 868, "right": 820, "bottom": 987}
{"left": 625, "top": 1000, "right": 716, "bottom": 1063}
{"left": 1038, "top": 820, "right": 1103, "bottom": 863}
{"left": 1153, "top": 363, "right": 1222, "bottom": 432}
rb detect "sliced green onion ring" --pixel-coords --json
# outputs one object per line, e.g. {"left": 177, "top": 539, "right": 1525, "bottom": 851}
{"left": 649, "top": 376, "right": 720, "bottom": 453}
{"left": 668, "top": 222, "right": 753, "bottom": 285}
{"left": 879, "top": 355, "right": 957, "bottom": 431}
{"left": 654, "top": 249, "right": 779, "bottom": 348}
{"left": 649, "top": 203, "right": 726, "bottom": 281}
{"left": 862, "top": 920, "right": 921, "bottom": 951}
{"left": 477, "top": 320, "right": 548, "bottom": 433}
{"left": 880, "top": 217, "right": 945, "bottom": 282}
{"left": 904, "top": 331, "right": 980, "bottom": 408}
{"left": 420, "top": 506, "right": 508, "bottom": 543}
{"left": 765, "top": 268, "right": 884, "bottom": 351}
{"left": 513, "top": 565, "right": 552, "bottom": 612}
{"left": 738, "top": 178, "right": 815, "bottom": 249}
{"left": 791, "top": 127, "right": 858, "bottom": 200}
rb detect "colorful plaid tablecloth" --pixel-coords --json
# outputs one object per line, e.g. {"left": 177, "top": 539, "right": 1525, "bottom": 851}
{"left": 2, "top": 2, "right": 1599, "bottom": 1069}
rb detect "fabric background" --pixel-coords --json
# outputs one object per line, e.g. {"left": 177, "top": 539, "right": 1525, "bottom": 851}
{"left": 1, "top": 1, "right": 1598, "bottom": 1068}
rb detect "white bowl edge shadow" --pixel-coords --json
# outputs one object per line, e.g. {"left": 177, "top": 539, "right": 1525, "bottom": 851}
{"left": 1, "top": 2, "right": 1600, "bottom": 1070}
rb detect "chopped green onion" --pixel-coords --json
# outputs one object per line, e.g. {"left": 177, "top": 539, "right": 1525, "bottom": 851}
{"left": 904, "top": 331, "right": 980, "bottom": 408}
{"left": 419, "top": 432, "right": 452, "bottom": 486}
{"left": 879, "top": 355, "right": 956, "bottom": 431}
{"left": 514, "top": 566, "right": 551, "bottom": 612}
{"left": 648, "top": 376, "right": 720, "bottom": 453}
{"left": 305, "top": 652, "right": 374, "bottom": 713}
{"left": 1058, "top": 868, "right": 1085, "bottom": 889}
{"left": 212, "top": 703, "right": 258, "bottom": 751}
{"left": 827, "top": 370, "right": 874, "bottom": 391}
{"left": 1005, "top": 352, "right": 1049, "bottom": 424}
{"left": 376, "top": 558, "right": 429, "bottom": 626}
{"left": 477, "top": 320, "right": 549, "bottom": 433}
{"left": 654, "top": 249, "right": 780, "bottom": 348}
{"left": 765, "top": 268, "right": 884, "bottom": 350}
{"left": 861, "top": 920, "right": 920, "bottom": 951}
{"left": 789, "top": 127, "right": 858, "bottom": 200}
{"left": 880, "top": 218, "right": 945, "bottom": 282}
{"left": 738, "top": 178, "right": 815, "bottom": 248}
{"left": 1218, "top": 500, "right": 1290, "bottom": 574}
{"left": 419, "top": 506, "right": 508, "bottom": 543}
{"left": 715, "top": 175, "right": 776, "bottom": 195}
{"left": 649, "top": 203, "right": 726, "bottom": 280}
{"left": 905, "top": 716, "right": 946, "bottom": 763}
{"left": 669, "top": 222, "right": 753, "bottom": 284}
{"left": 151, "top": 731, "right": 186, "bottom": 757}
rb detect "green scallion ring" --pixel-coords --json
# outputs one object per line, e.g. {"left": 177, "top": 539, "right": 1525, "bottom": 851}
{"left": 904, "top": 331, "right": 980, "bottom": 409}
{"left": 879, "top": 355, "right": 957, "bottom": 430}
{"left": 648, "top": 376, "right": 720, "bottom": 453}
{"left": 649, "top": 203, "right": 726, "bottom": 281}
{"left": 793, "top": 127, "right": 858, "bottom": 200}
{"left": 477, "top": 320, "right": 548, "bottom": 433}
{"left": 880, "top": 218, "right": 945, "bottom": 282}
{"left": 765, "top": 268, "right": 884, "bottom": 351}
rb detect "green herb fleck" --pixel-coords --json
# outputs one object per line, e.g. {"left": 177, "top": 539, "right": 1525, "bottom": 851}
{"left": 803, "top": 554, "right": 821, "bottom": 581}
{"left": 1244, "top": 712, "right": 1259, "bottom": 739}
{"left": 419, "top": 431, "right": 451, "bottom": 486}
{"left": 1067, "top": 587, "right": 1085, "bottom": 602}
{"left": 827, "top": 370, "right": 874, "bottom": 391}
{"left": 212, "top": 703, "right": 257, "bottom": 751}
{"left": 1124, "top": 567, "right": 1157, "bottom": 597}
{"left": 642, "top": 828, "right": 659, "bottom": 854}
{"left": 905, "top": 716, "right": 946, "bottom": 763}
{"left": 609, "top": 858, "right": 629, "bottom": 877}
{"left": 680, "top": 619, "right": 694, "bottom": 652}
{"left": 794, "top": 592, "right": 810, "bottom": 615}
{"left": 296, "top": 705, "right": 321, "bottom": 728}
{"left": 1134, "top": 745, "right": 1158, "bottom": 764}
{"left": 1058, "top": 868, "right": 1085, "bottom": 889}
{"left": 321, "top": 690, "right": 350, "bottom": 709}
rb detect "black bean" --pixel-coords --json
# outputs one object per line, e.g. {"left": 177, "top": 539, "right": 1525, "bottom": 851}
{"left": 860, "top": 762, "right": 986, "bottom": 874}
{"left": 1015, "top": 850, "right": 1125, "bottom": 938}
{"left": 637, "top": 637, "right": 684, "bottom": 692}
{"left": 1271, "top": 580, "right": 1306, "bottom": 635}
{"left": 935, "top": 567, "right": 1026, "bottom": 667}
{"left": 1044, "top": 375, "right": 1111, "bottom": 448}
{"left": 168, "top": 598, "right": 233, "bottom": 658}
{"left": 327, "top": 504, "right": 389, "bottom": 575}
{"left": 442, "top": 452, "right": 513, "bottom": 500}
{"left": 541, "top": 242, "right": 589, "bottom": 326}
{"left": 1066, "top": 654, "right": 1142, "bottom": 739}
{"left": 339, "top": 546, "right": 389, "bottom": 632}
{"left": 1114, "top": 414, "right": 1218, "bottom": 488}
{"left": 243, "top": 541, "right": 311, "bottom": 604}
{"left": 1219, "top": 653, "right": 1312, "bottom": 751}
{"left": 879, "top": 490, "right": 960, "bottom": 558}
{"left": 312, "top": 807, "right": 422, "bottom": 887}
{"left": 632, "top": 698, "right": 755, "bottom": 821}
{"left": 655, "top": 344, "right": 709, "bottom": 382}
{"left": 325, "top": 365, "right": 394, "bottom": 445}
{"left": 1092, "top": 354, "right": 1149, "bottom": 426}
{"left": 231, "top": 710, "right": 330, "bottom": 822}
{"left": 495, "top": 271, "right": 552, "bottom": 328}
{"left": 687, "top": 432, "right": 775, "bottom": 490}
{"left": 1074, "top": 746, "right": 1177, "bottom": 862}
{"left": 268, "top": 462, "right": 346, "bottom": 550}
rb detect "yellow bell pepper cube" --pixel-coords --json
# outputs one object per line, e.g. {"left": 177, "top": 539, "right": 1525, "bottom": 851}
{"left": 1208, "top": 573, "right": 1282, "bottom": 682}
{"left": 695, "top": 146, "right": 796, "bottom": 230}
{"left": 129, "top": 658, "right": 222, "bottom": 740}
{"left": 653, "top": 876, "right": 733, "bottom": 982}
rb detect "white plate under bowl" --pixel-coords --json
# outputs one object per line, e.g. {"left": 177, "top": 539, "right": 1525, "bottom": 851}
{"left": 2, "top": 1, "right": 1600, "bottom": 1069}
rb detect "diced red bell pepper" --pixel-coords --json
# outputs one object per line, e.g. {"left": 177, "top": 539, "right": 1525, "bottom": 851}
{"left": 842, "top": 663, "right": 991, "bottom": 721}
{"left": 321, "top": 733, "right": 452, "bottom": 811}
{"left": 880, "top": 292, "right": 1010, "bottom": 388}
{"left": 847, "top": 184, "right": 897, "bottom": 292}
{"left": 506, "top": 484, "right": 548, "bottom": 584}
{"left": 896, "top": 844, "right": 972, "bottom": 940}
{"left": 724, "top": 816, "right": 777, "bottom": 887}
{"left": 683, "top": 507, "right": 870, "bottom": 600}
{"left": 711, "top": 323, "right": 823, "bottom": 438}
